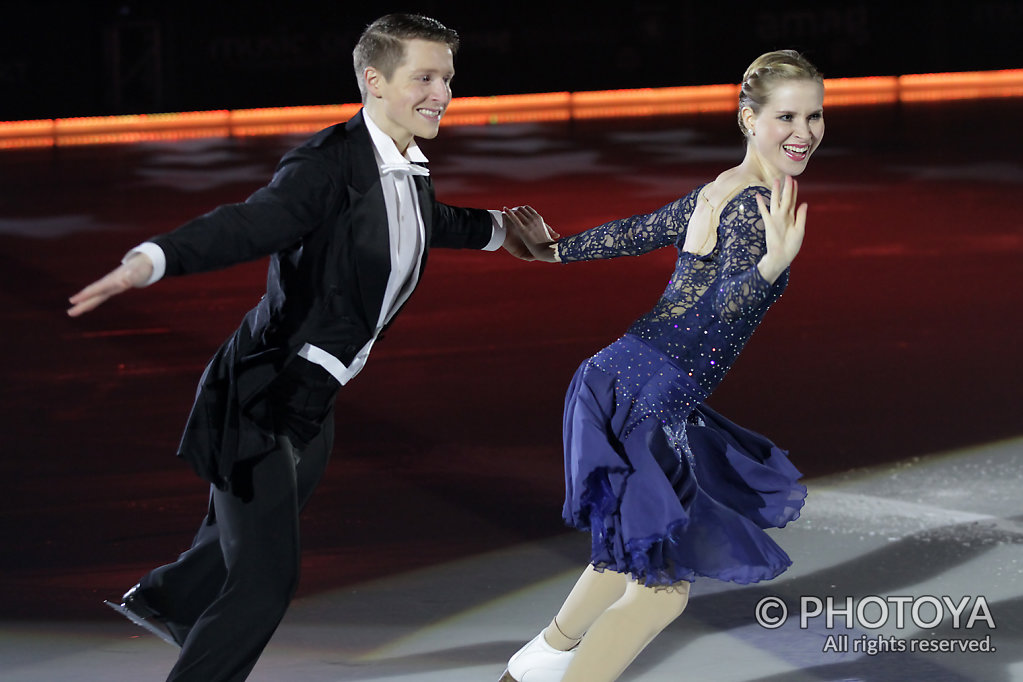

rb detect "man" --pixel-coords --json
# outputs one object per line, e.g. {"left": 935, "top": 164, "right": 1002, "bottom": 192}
{"left": 68, "top": 14, "right": 540, "bottom": 681}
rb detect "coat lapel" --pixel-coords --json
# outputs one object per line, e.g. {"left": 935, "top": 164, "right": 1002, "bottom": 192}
{"left": 342, "top": 111, "right": 437, "bottom": 330}
{"left": 413, "top": 172, "right": 433, "bottom": 270}
{"left": 344, "top": 112, "right": 392, "bottom": 330}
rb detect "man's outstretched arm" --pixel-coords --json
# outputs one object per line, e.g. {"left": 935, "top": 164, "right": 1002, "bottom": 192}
{"left": 67, "top": 251, "right": 155, "bottom": 317}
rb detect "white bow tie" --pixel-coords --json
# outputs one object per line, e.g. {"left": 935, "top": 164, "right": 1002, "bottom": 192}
{"left": 380, "top": 163, "right": 430, "bottom": 177}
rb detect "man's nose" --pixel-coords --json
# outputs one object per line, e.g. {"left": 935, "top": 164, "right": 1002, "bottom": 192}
{"left": 431, "top": 80, "right": 451, "bottom": 102}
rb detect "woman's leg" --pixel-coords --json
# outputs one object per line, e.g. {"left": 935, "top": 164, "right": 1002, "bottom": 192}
{"left": 544, "top": 565, "right": 628, "bottom": 650}
{"left": 501, "top": 565, "right": 628, "bottom": 682}
{"left": 561, "top": 578, "right": 690, "bottom": 682}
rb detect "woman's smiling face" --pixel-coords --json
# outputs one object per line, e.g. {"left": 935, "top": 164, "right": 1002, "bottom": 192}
{"left": 745, "top": 79, "right": 825, "bottom": 180}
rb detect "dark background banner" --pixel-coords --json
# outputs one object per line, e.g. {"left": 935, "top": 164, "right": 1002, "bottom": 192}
{"left": 5, "top": 0, "right": 1023, "bottom": 120}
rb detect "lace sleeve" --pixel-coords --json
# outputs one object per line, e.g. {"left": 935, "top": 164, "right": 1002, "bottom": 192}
{"left": 714, "top": 188, "right": 775, "bottom": 322}
{"left": 556, "top": 193, "right": 696, "bottom": 262}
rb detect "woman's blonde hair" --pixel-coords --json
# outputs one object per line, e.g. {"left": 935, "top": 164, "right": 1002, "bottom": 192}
{"left": 738, "top": 50, "right": 823, "bottom": 136}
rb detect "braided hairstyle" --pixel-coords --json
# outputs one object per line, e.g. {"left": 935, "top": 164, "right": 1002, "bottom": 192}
{"left": 738, "top": 50, "right": 823, "bottom": 138}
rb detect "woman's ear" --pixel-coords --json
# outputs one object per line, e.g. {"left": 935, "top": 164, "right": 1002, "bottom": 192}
{"left": 742, "top": 106, "right": 757, "bottom": 136}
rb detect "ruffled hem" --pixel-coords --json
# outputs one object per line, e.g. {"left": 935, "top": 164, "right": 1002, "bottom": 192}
{"left": 561, "top": 350, "right": 806, "bottom": 587}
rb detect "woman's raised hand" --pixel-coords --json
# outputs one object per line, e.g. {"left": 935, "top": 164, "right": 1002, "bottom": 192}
{"left": 755, "top": 175, "right": 807, "bottom": 284}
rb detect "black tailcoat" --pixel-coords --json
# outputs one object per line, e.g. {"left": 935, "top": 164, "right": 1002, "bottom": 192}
{"left": 151, "top": 111, "right": 492, "bottom": 485}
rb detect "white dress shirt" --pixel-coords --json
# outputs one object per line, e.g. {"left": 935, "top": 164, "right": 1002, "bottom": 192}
{"left": 126, "top": 109, "right": 506, "bottom": 386}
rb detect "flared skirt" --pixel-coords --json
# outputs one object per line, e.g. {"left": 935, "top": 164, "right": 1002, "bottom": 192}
{"left": 562, "top": 333, "right": 806, "bottom": 586}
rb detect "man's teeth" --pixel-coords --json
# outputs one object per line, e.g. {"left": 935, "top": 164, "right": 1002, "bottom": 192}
{"left": 418, "top": 108, "right": 442, "bottom": 119}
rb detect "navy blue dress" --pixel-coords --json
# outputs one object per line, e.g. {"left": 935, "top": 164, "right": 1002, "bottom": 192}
{"left": 558, "top": 185, "right": 806, "bottom": 587}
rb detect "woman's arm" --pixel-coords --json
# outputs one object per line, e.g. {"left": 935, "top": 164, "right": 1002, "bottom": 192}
{"left": 504, "top": 192, "right": 697, "bottom": 263}
{"left": 715, "top": 177, "right": 807, "bottom": 322}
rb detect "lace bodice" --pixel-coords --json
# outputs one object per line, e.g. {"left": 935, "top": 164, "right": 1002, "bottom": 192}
{"left": 558, "top": 185, "right": 788, "bottom": 395}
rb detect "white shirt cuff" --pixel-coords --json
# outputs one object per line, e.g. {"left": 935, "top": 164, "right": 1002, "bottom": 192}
{"left": 483, "top": 210, "right": 506, "bottom": 251}
{"left": 124, "top": 242, "right": 166, "bottom": 286}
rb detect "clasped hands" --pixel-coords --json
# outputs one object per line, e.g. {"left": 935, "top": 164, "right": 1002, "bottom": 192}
{"left": 502, "top": 205, "right": 559, "bottom": 262}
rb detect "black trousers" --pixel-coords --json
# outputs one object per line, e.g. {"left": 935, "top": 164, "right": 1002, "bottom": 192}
{"left": 139, "top": 360, "right": 338, "bottom": 682}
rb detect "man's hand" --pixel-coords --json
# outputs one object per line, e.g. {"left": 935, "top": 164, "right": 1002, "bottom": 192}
{"left": 502, "top": 226, "right": 536, "bottom": 261}
{"left": 503, "top": 205, "right": 560, "bottom": 263}
{"left": 67, "top": 252, "right": 155, "bottom": 317}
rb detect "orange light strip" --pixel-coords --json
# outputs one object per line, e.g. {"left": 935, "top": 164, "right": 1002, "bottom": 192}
{"left": 56, "top": 109, "right": 231, "bottom": 134}
{"left": 821, "top": 76, "right": 900, "bottom": 106}
{"left": 899, "top": 68, "right": 1023, "bottom": 101}
{"left": 2, "top": 68, "right": 1021, "bottom": 149}
{"left": 443, "top": 91, "right": 573, "bottom": 125}
{"left": 572, "top": 83, "right": 740, "bottom": 119}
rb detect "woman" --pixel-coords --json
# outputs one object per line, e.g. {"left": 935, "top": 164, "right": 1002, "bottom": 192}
{"left": 500, "top": 50, "right": 824, "bottom": 682}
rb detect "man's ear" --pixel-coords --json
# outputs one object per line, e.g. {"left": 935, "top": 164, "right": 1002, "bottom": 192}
{"left": 364, "top": 67, "right": 384, "bottom": 99}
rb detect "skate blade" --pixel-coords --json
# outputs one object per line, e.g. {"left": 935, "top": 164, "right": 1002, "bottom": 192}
{"left": 103, "top": 599, "right": 180, "bottom": 647}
